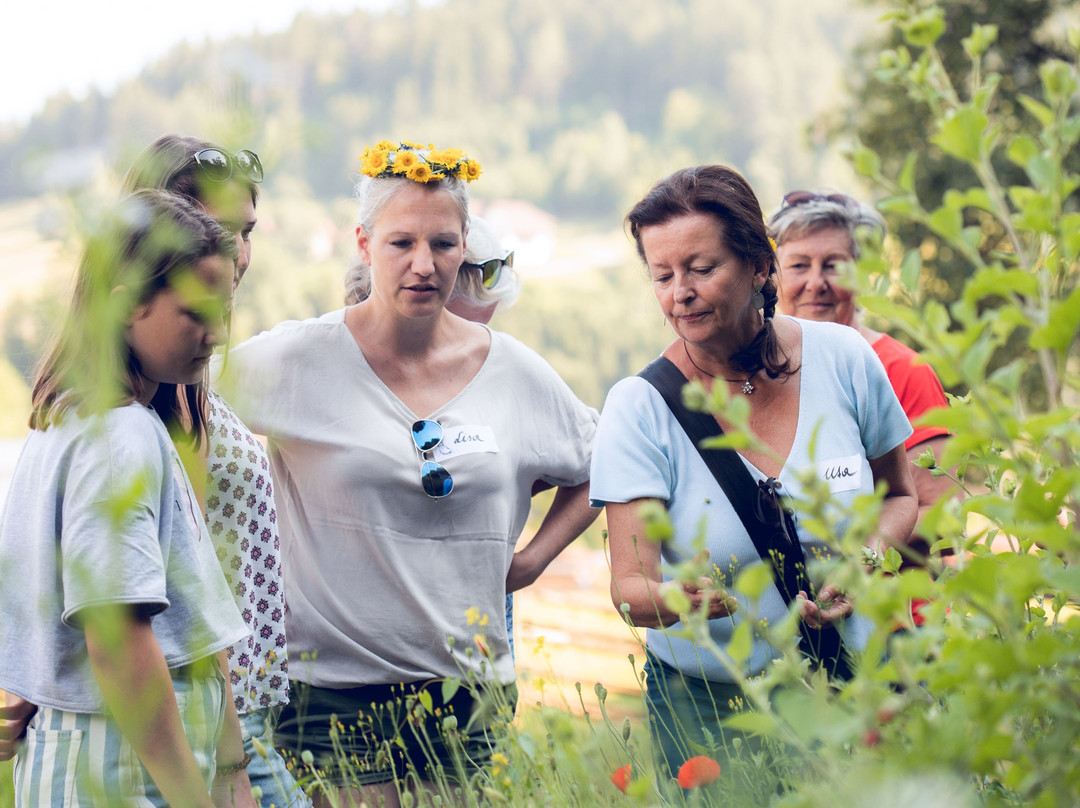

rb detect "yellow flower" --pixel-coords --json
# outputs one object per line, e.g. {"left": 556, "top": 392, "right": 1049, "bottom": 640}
{"left": 768, "top": 236, "right": 778, "bottom": 251}
{"left": 465, "top": 606, "right": 480, "bottom": 625}
{"left": 428, "top": 147, "right": 464, "bottom": 168}
{"left": 491, "top": 752, "right": 509, "bottom": 776}
{"left": 401, "top": 139, "right": 426, "bottom": 149}
{"left": 407, "top": 161, "right": 434, "bottom": 183}
{"left": 392, "top": 150, "right": 420, "bottom": 174}
{"left": 361, "top": 149, "right": 389, "bottom": 176}
{"left": 376, "top": 140, "right": 397, "bottom": 151}
{"left": 462, "top": 159, "right": 483, "bottom": 182}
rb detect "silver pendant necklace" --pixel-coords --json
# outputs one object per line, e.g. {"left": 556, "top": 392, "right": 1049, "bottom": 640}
{"left": 683, "top": 340, "right": 755, "bottom": 395}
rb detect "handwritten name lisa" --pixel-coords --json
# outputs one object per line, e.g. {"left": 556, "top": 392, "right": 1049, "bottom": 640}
{"left": 823, "top": 463, "right": 856, "bottom": 481}
{"left": 453, "top": 432, "right": 483, "bottom": 445}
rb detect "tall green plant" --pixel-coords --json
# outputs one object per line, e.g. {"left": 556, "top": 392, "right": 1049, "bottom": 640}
{"left": 669, "top": 3, "right": 1080, "bottom": 806}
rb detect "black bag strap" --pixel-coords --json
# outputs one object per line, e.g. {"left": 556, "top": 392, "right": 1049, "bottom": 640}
{"left": 639, "top": 356, "right": 853, "bottom": 680}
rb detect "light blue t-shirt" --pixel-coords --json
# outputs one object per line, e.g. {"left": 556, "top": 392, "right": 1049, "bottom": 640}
{"left": 590, "top": 318, "right": 912, "bottom": 681}
{"left": 0, "top": 404, "right": 247, "bottom": 712}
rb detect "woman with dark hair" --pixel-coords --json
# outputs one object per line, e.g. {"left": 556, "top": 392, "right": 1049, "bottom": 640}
{"left": 589, "top": 165, "right": 918, "bottom": 782}
{"left": 769, "top": 191, "right": 954, "bottom": 566}
{"left": 121, "top": 134, "right": 309, "bottom": 808}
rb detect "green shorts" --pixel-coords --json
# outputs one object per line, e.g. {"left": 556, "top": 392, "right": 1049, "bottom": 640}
{"left": 274, "top": 678, "right": 516, "bottom": 788}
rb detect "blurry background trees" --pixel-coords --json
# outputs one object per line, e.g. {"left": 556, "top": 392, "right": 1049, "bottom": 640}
{"left": 0, "top": 0, "right": 1077, "bottom": 429}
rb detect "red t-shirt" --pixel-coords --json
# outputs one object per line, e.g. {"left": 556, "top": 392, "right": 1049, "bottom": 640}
{"left": 871, "top": 334, "right": 949, "bottom": 450}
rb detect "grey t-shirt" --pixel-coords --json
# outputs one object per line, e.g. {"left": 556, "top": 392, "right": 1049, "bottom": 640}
{"left": 0, "top": 404, "right": 247, "bottom": 712}
{"left": 216, "top": 309, "right": 597, "bottom": 688}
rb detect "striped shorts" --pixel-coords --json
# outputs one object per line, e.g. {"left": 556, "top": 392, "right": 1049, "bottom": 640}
{"left": 14, "top": 668, "right": 227, "bottom": 807}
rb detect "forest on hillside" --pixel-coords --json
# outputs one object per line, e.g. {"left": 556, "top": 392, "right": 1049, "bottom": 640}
{"left": 0, "top": 0, "right": 1076, "bottom": 430}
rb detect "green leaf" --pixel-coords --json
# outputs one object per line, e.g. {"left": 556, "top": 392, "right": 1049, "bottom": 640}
{"left": 1040, "top": 60, "right": 1077, "bottom": 105}
{"left": 723, "top": 711, "right": 777, "bottom": 736}
{"left": 927, "top": 204, "right": 963, "bottom": 240}
{"left": 735, "top": 563, "right": 774, "bottom": 600}
{"left": 902, "top": 8, "right": 945, "bottom": 47}
{"left": 900, "top": 249, "right": 923, "bottom": 292}
{"left": 882, "top": 547, "right": 903, "bottom": 574}
{"left": 932, "top": 106, "right": 989, "bottom": 163}
{"left": 853, "top": 146, "right": 881, "bottom": 178}
{"left": 441, "top": 677, "right": 461, "bottom": 704}
{"left": 417, "top": 688, "right": 434, "bottom": 715}
{"left": 1018, "top": 95, "right": 1054, "bottom": 127}
{"left": 1006, "top": 135, "right": 1040, "bottom": 169}
{"left": 727, "top": 621, "right": 753, "bottom": 665}
{"left": 898, "top": 152, "right": 918, "bottom": 192}
{"left": 1031, "top": 285, "right": 1080, "bottom": 351}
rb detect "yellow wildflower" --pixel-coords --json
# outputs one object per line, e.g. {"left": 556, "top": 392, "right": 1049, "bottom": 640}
{"left": 361, "top": 149, "right": 389, "bottom": 176}
{"left": 462, "top": 159, "right": 483, "bottom": 182}
{"left": 428, "top": 147, "right": 464, "bottom": 168}
{"left": 465, "top": 606, "right": 481, "bottom": 625}
{"left": 401, "top": 140, "right": 427, "bottom": 149}
{"left": 491, "top": 752, "right": 509, "bottom": 776}
{"left": 376, "top": 140, "right": 397, "bottom": 152}
{"left": 407, "top": 161, "right": 434, "bottom": 183}
{"left": 392, "top": 150, "right": 420, "bottom": 174}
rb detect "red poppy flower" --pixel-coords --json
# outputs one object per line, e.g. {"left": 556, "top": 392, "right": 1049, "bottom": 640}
{"left": 610, "top": 764, "right": 631, "bottom": 792}
{"left": 677, "top": 756, "right": 721, "bottom": 788}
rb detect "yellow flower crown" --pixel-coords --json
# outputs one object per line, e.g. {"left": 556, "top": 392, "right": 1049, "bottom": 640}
{"left": 359, "top": 140, "right": 482, "bottom": 184}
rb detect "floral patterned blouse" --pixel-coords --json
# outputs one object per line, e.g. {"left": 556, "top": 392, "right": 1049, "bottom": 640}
{"left": 205, "top": 389, "right": 289, "bottom": 713}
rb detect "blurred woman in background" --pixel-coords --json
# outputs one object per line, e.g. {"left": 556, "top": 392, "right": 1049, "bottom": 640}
{"left": 769, "top": 191, "right": 954, "bottom": 566}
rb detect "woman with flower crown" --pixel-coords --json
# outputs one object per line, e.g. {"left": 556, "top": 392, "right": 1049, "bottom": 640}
{"left": 213, "top": 141, "right": 598, "bottom": 807}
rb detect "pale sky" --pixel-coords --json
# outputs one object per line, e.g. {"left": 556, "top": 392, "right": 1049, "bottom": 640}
{"left": 1, "top": 0, "right": 400, "bottom": 125}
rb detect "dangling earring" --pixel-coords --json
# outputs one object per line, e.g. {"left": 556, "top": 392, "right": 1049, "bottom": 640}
{"left": 752, "top": 285, "right": 765, "bottom": 310}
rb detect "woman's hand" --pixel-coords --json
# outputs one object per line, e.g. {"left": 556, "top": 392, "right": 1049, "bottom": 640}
{"left": 672, "top": 576, "right": 739, "bottom": 621}
{"left": 0, "top": 691, "right": 36, "bottom": 761}
{"left": 796, "top": 583, "right": 852, "bottom": 629}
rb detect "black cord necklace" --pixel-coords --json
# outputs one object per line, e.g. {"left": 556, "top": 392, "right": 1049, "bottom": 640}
{"left": 683, "top": 340, "right": 756, "bottom": 395}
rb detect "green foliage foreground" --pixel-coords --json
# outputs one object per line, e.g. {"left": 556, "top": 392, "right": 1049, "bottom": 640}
{"left": 278, "top": 5, "right": 1080, "bottom": 807}
{"left": 3, "top": 3, "right": 1079, "bottom": 807}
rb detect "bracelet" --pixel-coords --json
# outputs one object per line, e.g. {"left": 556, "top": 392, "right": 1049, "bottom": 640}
{"left": 216, "top": 752, "right": 252, "bottom": 777}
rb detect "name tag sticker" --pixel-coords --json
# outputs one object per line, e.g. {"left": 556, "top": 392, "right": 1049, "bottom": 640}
{"left": 816, "top": 454, "right": 863, "bottom": 493}
{"left": 433, "top": 425, "right": 499, "bottom": 459}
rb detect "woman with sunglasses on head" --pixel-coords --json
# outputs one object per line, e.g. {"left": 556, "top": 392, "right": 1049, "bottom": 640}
{"left": 589, "top": 165, "right": 918, "bottom": 788}
{"left": 769, "top": 191, "right": 954, "bottom": 570}
{"left": 216, "top": 141, "right": 598, "bottom": 808}
{"left": 122, "top": 135, "right": 310, "bottom": 808}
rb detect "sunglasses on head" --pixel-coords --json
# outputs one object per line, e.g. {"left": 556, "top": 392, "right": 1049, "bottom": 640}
{"left": 167, "top": 148, "right": 264, "bottom": 188}
{"left": 463, "top": 252, "right": 514, "bottom": 290}
{"left": 411, "top": 419, "right": 453, "bottom": 499}
{"left": 781, "top": 191, "right": 858, "bottom": 209}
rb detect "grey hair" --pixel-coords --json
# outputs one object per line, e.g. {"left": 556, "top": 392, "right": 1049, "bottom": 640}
{"left": 354, "top": 173, "right": 470, "bottom": 236}
{"left": 454, "top": 261, "right": 521, "bottom": 308}
{"left": 767, "top": 194, "right": 885, "bottom": 258}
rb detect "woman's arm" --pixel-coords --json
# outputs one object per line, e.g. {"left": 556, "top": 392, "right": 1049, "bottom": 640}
{"left": 210, "top": 651, "right": 257, "bottom": 808}
{"left": 84, "top": 606, "right": 215, "bottom": 808}
{"left": 505, "top": 481, "right": 598, "bottom": 592}
{"left": 867, "top": 442, "right": 920, "bottom": 555}
{"left": 607, "top": 499, "right": 734, "bottom": 629}
{"left": 799, "top": 442, "right": 919, "bottom": 629}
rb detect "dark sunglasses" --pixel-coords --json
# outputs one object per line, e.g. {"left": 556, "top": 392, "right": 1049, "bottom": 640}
{"left": 167, "top": 148, "right": 264, "bottom": 187}
{"left": 411, "top": 420, "right": 453, "bottom": 498}
{"left": 781, "top": 191, "right": 857, "bottom": 209}
{"left": 463, "top": 252, "right": 514, "bottom": 290}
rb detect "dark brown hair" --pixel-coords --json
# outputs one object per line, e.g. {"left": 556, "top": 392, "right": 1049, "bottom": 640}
{"left": 122, "top": 134, "right": 260, "bottom": 207}
{"left": 627, "top": 164, "right": 797, "bottom": 379}
{"left": 30, "top": 189, "right": 237, "bottom": 442}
